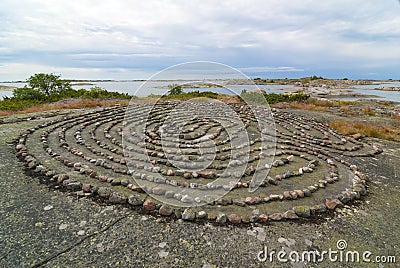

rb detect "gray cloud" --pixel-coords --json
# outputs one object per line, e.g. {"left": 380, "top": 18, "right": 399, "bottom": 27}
{"left": 0, "top": 0, "right": 399, "bottom": 80}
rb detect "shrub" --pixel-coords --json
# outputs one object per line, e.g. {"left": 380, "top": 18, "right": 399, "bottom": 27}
{"left": 12, "top": 87, "right": 46, "bottom": 101}
{"left": 310, "top": 75, "right": 323, "bottom": 80}
{"left": 167, "top": 84, "right": 183, "bottom": 95}
{"left": 147, "top": 93, "right": 163, "bottom": 98}
{"left": 162, "top": 90, "right": 218, "bottom": 100}
{"left": 240, "top": 90, "right": 310, "bottom": 105}
{"left": 1, "top": 84, "right": 133, "bottom": 113}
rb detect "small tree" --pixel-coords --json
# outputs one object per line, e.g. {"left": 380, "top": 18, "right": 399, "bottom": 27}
{"left": 27, "top": 73, "right": 71, "bottom": 95}
{"left": 167, "top": 84, "right": 183, "bottom": 95}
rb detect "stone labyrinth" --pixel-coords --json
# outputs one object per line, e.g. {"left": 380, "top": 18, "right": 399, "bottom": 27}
{"left": 16, "top": 100, "right": 382, "bottom": 224}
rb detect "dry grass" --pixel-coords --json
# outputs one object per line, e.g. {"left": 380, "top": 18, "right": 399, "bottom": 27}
{"left": 0, "top": 98, "right": 130, "bottom": 117}
{"left": 392, "top": 113, "right": 400, "bottom": 120}
{"left": 271, "top": 98, "right": 359, "bottom": 112}
{"left": 329, "top": 120, "right": 399, "bottom": 140}
{"left": 362, "top": 106, "right": 375, "bottom": 116}
{"left": 0, "top": 110, "right": 14, "bottom": 116}
{"left": 272, "top": 101, "right": 328, "bottom": 111}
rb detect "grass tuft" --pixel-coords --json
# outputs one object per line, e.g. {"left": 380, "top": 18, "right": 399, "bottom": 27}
{"left": 329, "top": 120, "right": 399, "bottom": 140}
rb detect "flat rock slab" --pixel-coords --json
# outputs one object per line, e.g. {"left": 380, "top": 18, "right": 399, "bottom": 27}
{"left": 0, "top": 109, "right": 399, "bottom": 267}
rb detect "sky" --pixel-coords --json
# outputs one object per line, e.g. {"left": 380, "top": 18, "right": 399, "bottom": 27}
{"left": 0, "top": 0, "right": 400, "bottom": 81}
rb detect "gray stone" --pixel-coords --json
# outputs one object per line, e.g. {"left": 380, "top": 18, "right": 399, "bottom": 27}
{"left": 353, "top": 184, "right": 367, "bottom": 196}
{"left": 283, "top": 210, "right": 299, "bottom": 219}
{"left": 283, "top": 191, "right": 292, "bottom": 200}
{"left": 233, "top": 199, "right": 246, "bottom": 207}
{"left": 181, "top": 195, "right": 194, "bottom": 203}
{"left": 128, "top": 194, "right": 144, "bottom": 206}
{"left": 164, "top": 191, "right": 175, "bottom": 198}
{"left": 66, "top": 182, "right": 82, "bottom": 192}
{"left": 337, "top": 192, "right": 352, "bottom": 204}
{"left": 294, "top": 190, "right": 304, "bottom": 198}
{"left": 97, "top": 187, "right": 113, "bottom": 198}
{"left": 269, "top": 194, "right": 280, "bottom": 201}
{"left": 216, "top": 213, "right": 228, "bottom": 224}
{"left": 311, "top": 204, "right": 327, "bottom": 214}
{"left": 174, "top": 209, "right": 182, "bottom": 219}
{"left": 120, "top": 179, "right": 130, "bottom": 187}
{"left": 302, "top": 189, "right": 312, "bottom": 197}
{"left": 109, "top": 192, "right": 127, "bottom": 204}
{"left": 27, "top": 161, "right": 37, "bottom": 169}
{"left": 57, "top": 174, "right": 69, "bottom": 183}
{"left": 110, "top": 179, "right": 121, "bottom": 186}
{"left": 159, "top": 205, "right": 173, "bottom": 216}
{"left": 267, "top": 177, "right": 277, "bottom": 185}
{"left": 217, "top": 198, "right": 232, "bottom": 206}
{"left": 45, "top": 170, "right": 56, "bottom": 177}
{"left": 152, "top": 187, "right": 166, "bottom": 195}
{"left": 197, "top": 211, "right": 208, "bottom": 219}
{"left": 182, "top": 209, "right": 196, "bottom": 221}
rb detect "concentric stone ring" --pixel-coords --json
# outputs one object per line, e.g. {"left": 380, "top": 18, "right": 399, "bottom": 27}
{"left": 14, "top": 62, "right": 382, "bottom": 224}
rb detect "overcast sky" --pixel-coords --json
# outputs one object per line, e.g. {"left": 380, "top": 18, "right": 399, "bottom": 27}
{"left": 1, "top": 0, "right": 400, "bottom": 80}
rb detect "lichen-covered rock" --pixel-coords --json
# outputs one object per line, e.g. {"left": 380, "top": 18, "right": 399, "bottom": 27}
{"left": 293, "top": 206, "right": 311, "bottom": 218}
{"left": 128, "top": 194, "right": 144, "bottom": 206}
{"left": 311, "top": 204, "right": 327, "bottom": 214}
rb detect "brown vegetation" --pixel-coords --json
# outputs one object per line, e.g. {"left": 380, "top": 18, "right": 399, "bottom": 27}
{"left": 329, "top": 120, "right": 399, "bottom": 140}
{"left": 362, "top": 105, "right": 375, "bottom": 116}
{"left": 271, "top": 98, "right": 357, "bottom": 112}
{"left": 0, "top": 98, "right": 129, "bottom": 116}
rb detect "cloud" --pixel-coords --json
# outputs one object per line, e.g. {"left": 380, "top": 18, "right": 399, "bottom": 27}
{"left": 0, "top": 0, "right": 400, "bottom": 80}
{"left": 239, "top": 66, "right": 304, "bottom": 73}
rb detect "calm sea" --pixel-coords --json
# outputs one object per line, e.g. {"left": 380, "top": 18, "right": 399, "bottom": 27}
{"left": 1, "top": 81, "right": 399, "bottom": 103}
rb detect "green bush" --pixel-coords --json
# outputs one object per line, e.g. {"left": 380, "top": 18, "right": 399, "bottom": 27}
{"left": 310, "top": 75, "right": 323, "bottom": 80}
{"left": 80, "top": 87, "right": 131, "bottom": 99}
{"left": 147, "top": 93, "right": 163, "bottom": 98}
{"left": 0, "top": 98, "right": 42, "bottom": 111}
{"left": 167, "top": 84, "right": 183, "bottom": 95}
{"left": 240, "top": 90, "right": 309, "bottom": 105}
{"left": 162, "top": 90, "right": 218, "bottom": 100}
{"left": 1, "top": 84, "right": 133, "bottom": 111}
{"left": 12, "top": 87, "right": 46, "bottom": 101}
